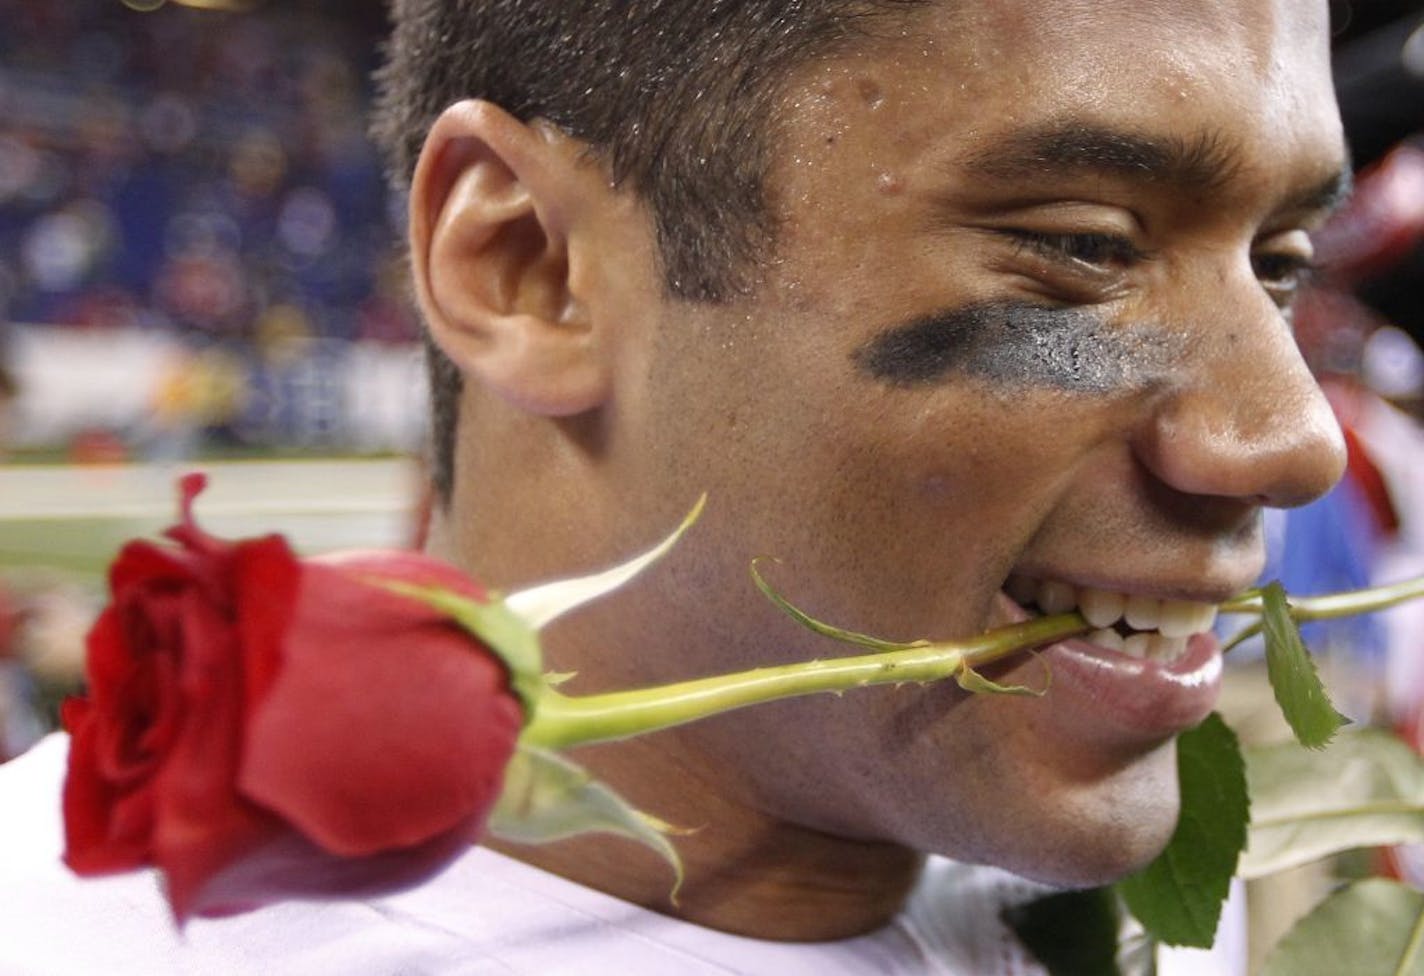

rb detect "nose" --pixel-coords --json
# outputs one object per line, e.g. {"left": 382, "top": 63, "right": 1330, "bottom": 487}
{"left": 1132, "top": 285, "right": 1347, "bottom": 510}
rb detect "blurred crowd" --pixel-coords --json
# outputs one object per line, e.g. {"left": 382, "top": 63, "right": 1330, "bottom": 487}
{"left": 0, "top": 0, "right": 417, "bottom": 458}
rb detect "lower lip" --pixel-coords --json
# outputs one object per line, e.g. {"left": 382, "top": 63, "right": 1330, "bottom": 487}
{"left": 995, "top": 593, "right": 1223, "bottom": 742}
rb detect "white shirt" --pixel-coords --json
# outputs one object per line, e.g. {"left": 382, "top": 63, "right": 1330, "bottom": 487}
{"left": 0, "top": 736, "right": 1242, "bottom": 975}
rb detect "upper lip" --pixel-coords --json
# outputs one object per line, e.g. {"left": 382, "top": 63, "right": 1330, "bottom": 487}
{"left": 1005, "top": 570, "right": 1253, "bottom": 608}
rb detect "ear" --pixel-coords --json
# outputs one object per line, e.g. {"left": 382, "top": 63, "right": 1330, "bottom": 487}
{"left": 409, "top": 100, "right": 610, "bottom": 416}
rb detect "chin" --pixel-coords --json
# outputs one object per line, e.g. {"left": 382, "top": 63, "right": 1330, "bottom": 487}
{"left": 1017, "top": 817, "right": 1177, "bottom": 889}
{"left": 926, "top": 736, "right": 1184, "bottom": 888}
{"left": 996, "top": 779, "right": 1182, "bottom": 888}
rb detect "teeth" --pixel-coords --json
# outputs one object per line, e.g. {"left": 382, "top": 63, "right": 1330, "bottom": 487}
{"left": 1153, "top": 635, "right": 1189, "bottom": 663}
{"left": 1079, "top": 588, "right": 1126, "bottom": 628}
{"left": 1159, "top": 599, "right": 1218, "bottom": 638}
{"left": 1037, "top": 580, "right": 1077, "bottom": 615}
{"left": 1123, "top": 593, "right": 1161, "bottom": 631}
{"left": 1088, "top": 628, "right": 1124, "bottom": 652}
{"left": 1122, "top": 633, "right": 1152, "bottom": 658}
{"left": 1087, "top": 630, "right": 1190, "bottom": 662}
{"left": 1120, "top": 633, "right": 1190, "bottom": 662}
{"left": 1008, "top": 575, "right": 1218, "bottom": 642}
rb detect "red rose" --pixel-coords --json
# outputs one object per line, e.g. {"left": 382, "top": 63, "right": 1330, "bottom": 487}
{"left": 61, "top": 474, "right": 524, "bottom": 921}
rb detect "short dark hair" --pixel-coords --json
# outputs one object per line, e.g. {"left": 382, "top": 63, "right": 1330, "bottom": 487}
{"left": 372, "top": 0, "right": 931, "bottom": 499}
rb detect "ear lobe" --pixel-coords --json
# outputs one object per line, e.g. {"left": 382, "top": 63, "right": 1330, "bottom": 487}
{"left": 409, "top": 100, "right": 610, "bottom": 417}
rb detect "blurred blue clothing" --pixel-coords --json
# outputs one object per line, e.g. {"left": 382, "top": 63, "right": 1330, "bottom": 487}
{"left": 1256, "top": 474, "right": 1387, "bottom": 667}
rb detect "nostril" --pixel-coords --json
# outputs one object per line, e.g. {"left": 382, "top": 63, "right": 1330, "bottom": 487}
{"left": 1133, "top": 376, "right": 1346, "bottom": 509}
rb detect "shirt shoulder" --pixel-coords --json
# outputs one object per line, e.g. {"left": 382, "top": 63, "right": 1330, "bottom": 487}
{"left": 0, "top": 736, "right": 947, "bottom": 975}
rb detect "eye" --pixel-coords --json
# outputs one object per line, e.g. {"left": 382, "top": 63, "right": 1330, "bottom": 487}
{"left": 1251, "top": 227, "right": 1318, "bottom": 310}
{"left": 1252, "top": 251, "right": 1318, "bottom": 308}
{"left": 1006, "top": 230, "right": 1146, "bottom": 269}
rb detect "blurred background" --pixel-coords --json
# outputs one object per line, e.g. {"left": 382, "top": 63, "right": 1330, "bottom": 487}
{"left": 0, "top": 0, "right": 412, "bottom": 463}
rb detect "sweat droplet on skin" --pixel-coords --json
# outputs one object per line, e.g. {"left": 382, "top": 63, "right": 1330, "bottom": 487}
{"left": 876, "top": 171, "right": 903, "bottom": 194}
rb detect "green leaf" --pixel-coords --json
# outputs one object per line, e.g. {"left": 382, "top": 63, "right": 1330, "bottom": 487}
{"left": 487, "top": 744, "right": 687, "bottom": 900}
{"left": 1004, "top": 888, "right": 1147, "bottom": 976}
{"left": 1260, "top": 879, "right": 1424, "bottom": 976}
{"left": 1241, "top": 730, "right": 1424, "bottom": 879}
{"left": 1260, "top": 580, "right": 1348, "bottom": 749}
{"left": 1116, "top": 713, "right": 1248, "bottom": 947}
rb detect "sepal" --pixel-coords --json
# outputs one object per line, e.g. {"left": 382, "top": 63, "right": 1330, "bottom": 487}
{"left": 956, "top": 658, "right": 1048, "bottom": 697}
{"left": 750, "top": 558, "right": 923, "bottom": 652}
{"left": 506, "top": 496, "right": 706, "bottom": 630}
{"left": 487, "top": 744, "right": 688, "bottom": 901}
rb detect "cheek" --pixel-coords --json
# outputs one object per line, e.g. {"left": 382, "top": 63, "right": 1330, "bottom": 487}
{"left": 845, "top": 389, "right": 1116, "bottom": 534}
{"left": 705, "top": 402, "right": 1002, "bottom": 635}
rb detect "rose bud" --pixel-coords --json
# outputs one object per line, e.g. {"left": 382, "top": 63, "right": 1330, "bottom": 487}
{"left": 60, "top": 474, "right": 524, "bottom": 922}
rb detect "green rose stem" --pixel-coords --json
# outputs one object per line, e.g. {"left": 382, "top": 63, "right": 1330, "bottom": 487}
{"left": 520, "top": 611, "right": 1088, "bottom": 749}
{"left": 520, "top": 572, "right": 1424, "bottom": 751}
{"left": 1217, "top": 574, "right": 1424, "bottom": 654}
{"left": 1220, "top": 574, "right": 1424, "bottom": 623}
{"left": 394, "top": 492, "right": 1424, "bottom": 753}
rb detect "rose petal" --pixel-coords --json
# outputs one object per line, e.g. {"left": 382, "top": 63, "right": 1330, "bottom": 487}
{"left": 107, "top": 540, "right": 203, "bottom": 599}
{"left": 149, "top": 587, "right": 278, "bottom": 922}
{"left": 107, "top": 535, "right": 252, "bottom": 624}
{"left": 62, "top": 476, "right": 520, "bottom": 921}
{"left": 313, "top": 549, "right": 489, "bottom": 603}
{"left": 91, "top": 595, "right": 181, "bottom": 786}
{"left": 179, "top": 813, "right": 483, "bottom": 918}
{"left": 239, "top": 562, "right": 521, "bottom": 856}
{"left": 62, "top": 708, "right": 152, "bottom": 874}
{"left": 232, "top": 535, "right": 303, "bottom": 707}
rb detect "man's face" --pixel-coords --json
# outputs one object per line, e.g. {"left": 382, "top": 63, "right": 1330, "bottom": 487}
{"left": 561, "top": 0, "right": 1348, "bottom": 884}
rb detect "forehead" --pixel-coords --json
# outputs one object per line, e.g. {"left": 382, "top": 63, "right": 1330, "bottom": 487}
{"left": 945, "top": 0, "right": 1335, "bottom": 125}
{"left": 769, "top": 0, "right": 1344, "bottom": 215}
{"left": 939, "top": 0, "right": 1332, "bottom": 76}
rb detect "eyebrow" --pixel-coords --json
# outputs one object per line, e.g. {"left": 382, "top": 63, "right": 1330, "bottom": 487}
{"left": 962, "top": 121, "right": 1353, "bottom": 213}
{"left": 1282, "top": 169, "right": 1354, "bottom": 215}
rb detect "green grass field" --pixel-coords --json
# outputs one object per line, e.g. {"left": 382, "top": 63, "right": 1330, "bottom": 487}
{"left": 0, "top": 517, "right": 148, "bottom": 578}
{"left": 0, "top": 457, "right": 418, "bottom": 581}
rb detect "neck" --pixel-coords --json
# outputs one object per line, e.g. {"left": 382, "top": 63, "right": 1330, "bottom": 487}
{"left": 485, "top": 734, "right": 924, "bottom": 941}
{"left": 428, "top": 493, "right": 924, "bottom": 939}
